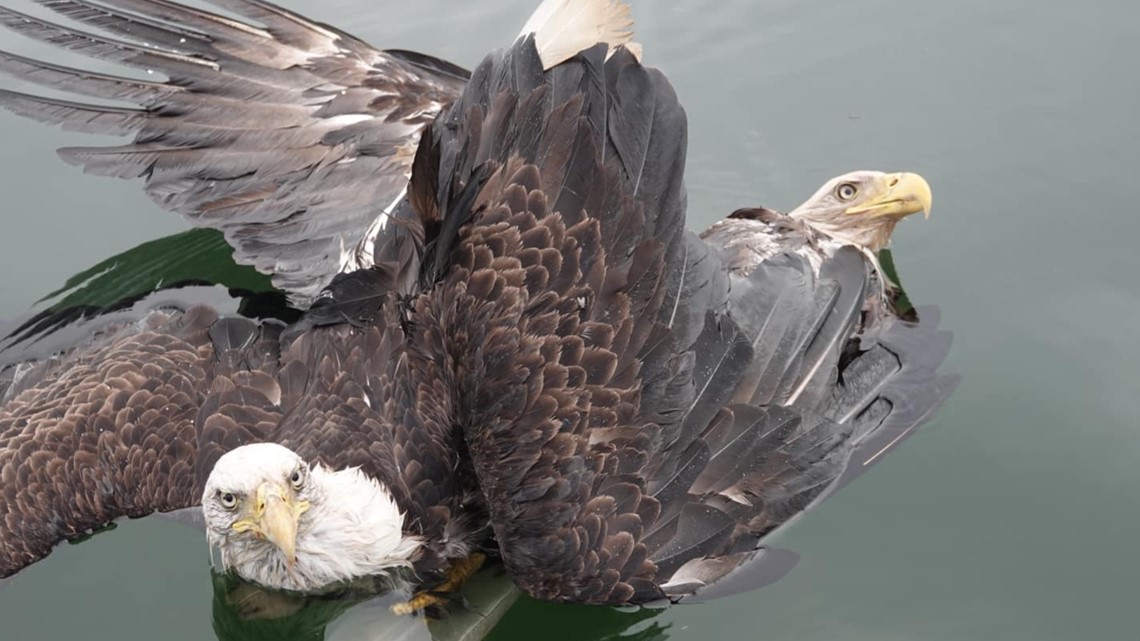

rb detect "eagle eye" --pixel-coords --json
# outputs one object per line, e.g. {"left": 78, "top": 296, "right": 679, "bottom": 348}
{"left": 836, "top": 182, "right": 859, "bottom": 201}
{"left": 290, "top": 468, "right": 305, "bottom": 491}
{"left": 219, "top": 492, "right": 238, "bottom": 510}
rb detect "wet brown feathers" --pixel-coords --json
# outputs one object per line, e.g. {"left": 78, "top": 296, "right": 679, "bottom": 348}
{"left": 0, "top": 294, "right": 482, "bottom": 579}
{"left": 396, "top": 39, "right": 956, "bottom": 603}
{"left": 0, "top": 2, "right": 956, "bottom": 605}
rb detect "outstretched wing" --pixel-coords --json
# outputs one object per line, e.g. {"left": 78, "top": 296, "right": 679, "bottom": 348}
{"left": 412, "top": 37, "right": 735, "bottom": 604}
{"left": 0, "top": 0, "right": 643, "bottom": 583}
{"left": 0, "top": 0, "right": 469, "bottom": 306}
{"left": 414, "top": 36, "right": 957, "bottom": 605}
{"left": 0, "top": 291, "right": 472, "bottom": 579}
{"left": 0, "top": 304, "right": 269, "bottom": 575}
{"left": 670, "top": 247, "right": 958, "bottom": 602}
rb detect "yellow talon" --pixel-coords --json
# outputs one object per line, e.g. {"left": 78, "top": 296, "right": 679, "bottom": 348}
{"left": 390, "top": 553, "right": 487, "bottom": 616}
{"left": 438, "top": 552, "right": 486, "bottom": 592}
{"left": 391, "top": 592, "right": 448, "bottom": 616}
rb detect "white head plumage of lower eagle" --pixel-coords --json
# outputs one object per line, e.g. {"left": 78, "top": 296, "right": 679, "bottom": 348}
{"left": 202, "top": 444, "right": 421, "bottom": 591}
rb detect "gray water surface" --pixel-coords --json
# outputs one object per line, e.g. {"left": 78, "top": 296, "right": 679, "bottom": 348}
{"left": 1, "top": 0, "right": 1138, "bottom": 639}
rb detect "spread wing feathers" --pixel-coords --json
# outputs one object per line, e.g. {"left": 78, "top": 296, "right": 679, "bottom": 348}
{"left": 720, "top": 249, "right": 957, "bottom": 499}
{"left": 410, "top": 39, "right": 712, "bottom": 604}
{"left": 414, "top": 39, "right": 663, "bottom": 285}
{"left": 0, "top": 0, "right": 469, "bottom": 307}
{"left": 667, "top": 249, "right": 957, "bottom": 601}
{"left": 410, "top": 36, "right": 899, "bottom": 606}
{"left": 821, "top": 306, "right": 959, "bottom": 494}
{"left": 413, "top": 35, "right": 868, "bottom": 605}
{"left": 783, "top": 247, "right": 869, "bottom": 408}
{"left": 0, "top": 305, "right": 263, "bottom": 576}
{"left": 725, "top": 247, "right": 870, "bottom": 410}
{"left": 0, "top": 296, "right": 475, "bottom": 577}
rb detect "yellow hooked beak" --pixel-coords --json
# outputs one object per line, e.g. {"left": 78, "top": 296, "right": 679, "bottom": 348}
{"left": 845, "top": 172, "right": 933, "bottom": 219}
{"left": 231, "top": 482, "right": 310, "bottom": 566}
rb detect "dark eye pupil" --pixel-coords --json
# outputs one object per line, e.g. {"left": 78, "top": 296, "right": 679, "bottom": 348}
{"left": 222, "top": 493, "right": 234, "bottom": 504}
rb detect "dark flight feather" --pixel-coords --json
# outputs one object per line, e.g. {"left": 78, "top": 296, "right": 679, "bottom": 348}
{"left": 0, "top": 265, "right": 479, "bottom": 580}
{"left": 779, "top": 247, "right": 868, "bottom": 407}
{"left": 412, "top": 33, "right": 957, "bottom": 605}
{"left": 301, "top": 266, "right": 399, "bottom": 328}
{"left": 649, "top": 503, "right": 734, "bottom": 578}
{"left": 673, "top": 238, "right": 957, "bottom": 602}
{"left": 406, "top": 36, "right": 782, "bottom": 604}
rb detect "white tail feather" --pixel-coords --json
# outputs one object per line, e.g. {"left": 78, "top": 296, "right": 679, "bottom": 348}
{"left": 518, "top": 0, "right": 640, "bottom": 70}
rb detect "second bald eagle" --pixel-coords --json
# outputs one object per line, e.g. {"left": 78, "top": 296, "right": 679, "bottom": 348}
{"left": 0, "top": 0, "right": 954, "bottom": 605}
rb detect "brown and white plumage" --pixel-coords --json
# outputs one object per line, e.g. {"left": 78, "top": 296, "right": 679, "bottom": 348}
{"left": 203, "top": 443, "right": 421, "bottom": 591}
{"left": 399, "top": 36, "right": 956, "bottom": 604}
{"left": 703, "top": 170, "right": 932, "bottom": 278}
{"left": 0, "top": 0, "right": 642, "bottom": 309}
{"left": 0, "top": 299, "right": 483, "bottom": 584}
{"left": 0, "top": 0, "right": 956, "bottom": 606}
{"left": 0, "top": 0, "right": 646, "bottom": 590}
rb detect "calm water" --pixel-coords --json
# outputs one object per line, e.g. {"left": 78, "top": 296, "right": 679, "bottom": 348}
{"left": 1, "top": 0, "right": 1139, "bottom": 639}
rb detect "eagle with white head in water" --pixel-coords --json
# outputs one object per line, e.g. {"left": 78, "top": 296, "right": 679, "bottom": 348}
{"left": 0, "top": 0, "right": 954, "bottom": 605}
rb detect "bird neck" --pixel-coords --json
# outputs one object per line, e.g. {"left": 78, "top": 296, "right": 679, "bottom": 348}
{"left": 791, "top": 210, "right": 897, "bottom": 253}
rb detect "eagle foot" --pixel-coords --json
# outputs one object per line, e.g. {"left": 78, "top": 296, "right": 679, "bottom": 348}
{"left": 390, "top": 552, "right": 487, "bottom": 616}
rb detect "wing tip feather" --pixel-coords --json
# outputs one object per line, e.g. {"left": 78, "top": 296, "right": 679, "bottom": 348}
{"left": 519, "top": 0, "right": 640, "bottom": 70}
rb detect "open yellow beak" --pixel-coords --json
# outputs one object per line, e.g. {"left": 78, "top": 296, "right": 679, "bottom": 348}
{"left": 845, "top": 172, "right": 932, "bottom": 219}
{"left": 231, "top": 482, "right": 310, "bottom": 566}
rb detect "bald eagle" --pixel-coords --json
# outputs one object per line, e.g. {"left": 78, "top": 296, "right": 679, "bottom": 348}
{"left": 0, "top": 0, "right": 955, "bottom": 605}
